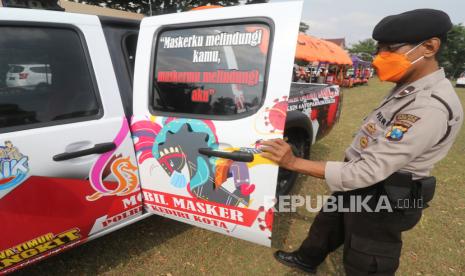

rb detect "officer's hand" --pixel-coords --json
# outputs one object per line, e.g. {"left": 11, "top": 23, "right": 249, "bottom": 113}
{"left": 260, "top": 139, "right": 297, "bottom": 171}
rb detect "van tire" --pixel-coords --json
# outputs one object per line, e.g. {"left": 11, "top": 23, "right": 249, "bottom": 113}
{"left": 276, "top": 130, "right": 310, "bottom": 196}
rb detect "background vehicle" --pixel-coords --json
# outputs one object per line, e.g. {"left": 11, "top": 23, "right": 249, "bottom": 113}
{"left": 6, "top": 64, "right": 52, "bottom": 90}
{"left": 278, "top": 82, "right": 341, "bottom": 195}
{"left": 456, "top": 71, "right": 465, "bottom": 87}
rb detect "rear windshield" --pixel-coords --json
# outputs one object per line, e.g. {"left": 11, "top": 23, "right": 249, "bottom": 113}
{"left": 150, "top": 22, "right": 271, "bottom": 119}
{"left": 8, "top": 65, "right": 24, "bottom": 73}
{"left": 29, "top": 66, "right": 50, "bottom": 73}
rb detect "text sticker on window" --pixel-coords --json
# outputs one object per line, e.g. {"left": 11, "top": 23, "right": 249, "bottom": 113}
{"left": 152, "top": 24, "right": 270, "bottom": 117}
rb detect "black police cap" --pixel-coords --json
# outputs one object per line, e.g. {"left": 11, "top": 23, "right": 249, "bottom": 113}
{"left": 372, "top": 9, "right": 452, "bottom": 43}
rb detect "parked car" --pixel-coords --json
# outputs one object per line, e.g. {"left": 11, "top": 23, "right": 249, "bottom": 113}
{"left": 456, "top": 71, "right": 465, "bottom": 88}
{"left": 6, "top": 64, "right": 52, "bottom": 90}
{"left": 0, "top": 1, "right": 342, "bottom": 273}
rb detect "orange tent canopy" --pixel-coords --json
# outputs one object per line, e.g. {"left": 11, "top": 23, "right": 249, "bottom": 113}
{"left": 191, "top": 5, "right": 223, "bottom": 11}
{"left": 189, "top": 8, "right": 350, "bottom": 65}
{"left": 296, "top": 33, "right": 352, "bottom": 65}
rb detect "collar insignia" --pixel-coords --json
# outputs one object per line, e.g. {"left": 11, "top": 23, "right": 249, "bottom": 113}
{"left": 398, "top": 86, "right": 416, "bottom": 97}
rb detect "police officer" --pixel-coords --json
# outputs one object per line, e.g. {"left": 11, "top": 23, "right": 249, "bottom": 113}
{"left": 261, "top": 9, "right": 463, "bottom": 275}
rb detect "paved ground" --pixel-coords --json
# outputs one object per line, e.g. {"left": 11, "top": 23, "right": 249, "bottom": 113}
{"left": 15, "top": 79, "right": 465, "bottom": 275}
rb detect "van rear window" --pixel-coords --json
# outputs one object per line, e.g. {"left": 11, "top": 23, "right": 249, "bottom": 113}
{"left": 150, "top": 22, "right": 271, "bottom": 119}
{"left": 0, "top": 26, "right": 101, "bottom": 131}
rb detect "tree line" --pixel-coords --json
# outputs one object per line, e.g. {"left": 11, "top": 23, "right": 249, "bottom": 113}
{"left": 73, "top": 0, "right": 268, "bottom": 14}
{"left": 75, "top": 0, "right": 464, "bottom": 78}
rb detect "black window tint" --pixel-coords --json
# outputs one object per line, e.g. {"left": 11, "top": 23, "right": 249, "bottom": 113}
{"left": 151, "top": 23, "right": 270, "bottom": 118}
{"left": 0, "top": 26, "right": 100, "bottom": 130}
{"left": 29, "top": 66, "right": 49, "bottom": 73}
{"left": 8, "top": 65, "right": 24, "bottom": 73}
{"left": 123, "top": 33, "right": 138, "bottom": 77}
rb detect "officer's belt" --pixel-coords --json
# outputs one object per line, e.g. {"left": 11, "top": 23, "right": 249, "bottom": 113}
{"left": 381, "top": 171, "right": 436, "bottom": 210}
{"left": 339, "top": 169, "right": 436, "bottom": 211}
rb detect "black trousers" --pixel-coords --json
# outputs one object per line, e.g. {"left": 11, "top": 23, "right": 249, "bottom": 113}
{"left": 295, "top": 188, "right": 422, "bottom": 276}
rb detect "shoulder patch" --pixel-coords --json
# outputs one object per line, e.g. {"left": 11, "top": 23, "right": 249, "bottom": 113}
{"left": 385, "top": 121, "right": 412, "bottom": 141}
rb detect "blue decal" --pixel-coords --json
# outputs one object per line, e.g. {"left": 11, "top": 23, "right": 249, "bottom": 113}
{"left": 0, "top": 141, "right": 29, "bottom": 191}
{"left": 170, "top": 170, "right": 187, "bottom": 188}
{"left": 190, "top": 156, "right": 210, "bottom": 189}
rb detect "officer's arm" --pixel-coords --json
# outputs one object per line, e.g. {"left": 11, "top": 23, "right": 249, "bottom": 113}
{"left": 325, "top": 103, "right": 448, "bottom": 191}
{"left": 260, "top": 139, "right": 327, "bottom": 179}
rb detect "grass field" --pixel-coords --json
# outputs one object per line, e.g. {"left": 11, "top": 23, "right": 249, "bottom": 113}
{"left": 16, "top": 79, "right": 465, "bottom": 275}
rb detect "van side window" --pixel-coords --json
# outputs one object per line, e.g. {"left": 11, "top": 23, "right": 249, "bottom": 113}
{"left": 0, "top": 26, "right": 101, "bottom": 131}
{"left": 151, "top": 23, "right": 271, "bottom": 118}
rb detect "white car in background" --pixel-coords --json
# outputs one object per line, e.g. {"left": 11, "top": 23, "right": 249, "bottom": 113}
{"left": 456, "top": 71, "right": 465, "bottom": 88}
{"left": 6, "top": 64, "right": 52, "bottom": 90}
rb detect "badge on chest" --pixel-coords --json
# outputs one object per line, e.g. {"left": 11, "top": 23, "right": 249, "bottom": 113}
{"left": 385, "top": 113, "right": 421, "bottom": 141}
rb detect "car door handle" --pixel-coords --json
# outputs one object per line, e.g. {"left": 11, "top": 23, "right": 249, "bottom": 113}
{"left": 198, "top": 148, "right": 254, "bottom": 163}
{"left": 53, "top": 142, "right": 116, "bottom": 162}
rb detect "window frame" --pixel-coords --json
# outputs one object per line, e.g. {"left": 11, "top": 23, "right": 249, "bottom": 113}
{"left": 121, "top": 31, "right": 138, "bottom": 87}
{"left": 0, "top": 21, "right": 104, "bottom": 134}
{"left": 148, "top": 17, "right": 275, "bottom": 121}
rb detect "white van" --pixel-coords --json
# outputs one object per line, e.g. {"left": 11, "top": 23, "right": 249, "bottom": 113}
{"left": 0, "top": 2, "right": 340, "bottom": 273}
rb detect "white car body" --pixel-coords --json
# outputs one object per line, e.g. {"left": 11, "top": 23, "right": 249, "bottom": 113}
{"left": 456, "top": 72, "right": 465, "bottom": 87}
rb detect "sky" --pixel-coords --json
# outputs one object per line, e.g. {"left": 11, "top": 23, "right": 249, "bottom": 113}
{"left": 273, "top": 0, "right": 465, "bottom": 46}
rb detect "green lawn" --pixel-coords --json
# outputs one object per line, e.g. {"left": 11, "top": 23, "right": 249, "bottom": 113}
{"left": 16, "top": 79, "right": 465, "bottom": 275}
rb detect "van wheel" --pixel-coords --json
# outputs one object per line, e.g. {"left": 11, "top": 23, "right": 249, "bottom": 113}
{"left": 276, "top": 131, "right": 310, "bottom": 196}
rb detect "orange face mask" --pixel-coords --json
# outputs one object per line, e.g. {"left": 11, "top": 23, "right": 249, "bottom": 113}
{"left": 372, "top": 43, "right": 424, "bottom": 82}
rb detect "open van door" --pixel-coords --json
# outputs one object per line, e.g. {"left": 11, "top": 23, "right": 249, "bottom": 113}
{"left": 132, "top": 1, "right": 303, "bottom": 246}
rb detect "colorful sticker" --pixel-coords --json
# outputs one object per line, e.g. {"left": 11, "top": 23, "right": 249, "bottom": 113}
{"left": 0, "top": 228, "right": 81, "bottom": 271}
{"left": 0, "top": 141, "right": 29, "bottom": 191}
{"left": 255, "top": 96, "right": 288, "bottom": 135}
{"left": 134, "top": 118, "right": 259, "bottom": 206}
{"left": 87, "top": 120, "right": 139, "bottom": 201}
{"left": 257, "top": 206, "right": 273, "bottom": 233}
{"left": 264, "top": 97, "right": 288, "bottom": 134}
{"left": 132, "top": 116, "right": 279, "bottom": 243}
